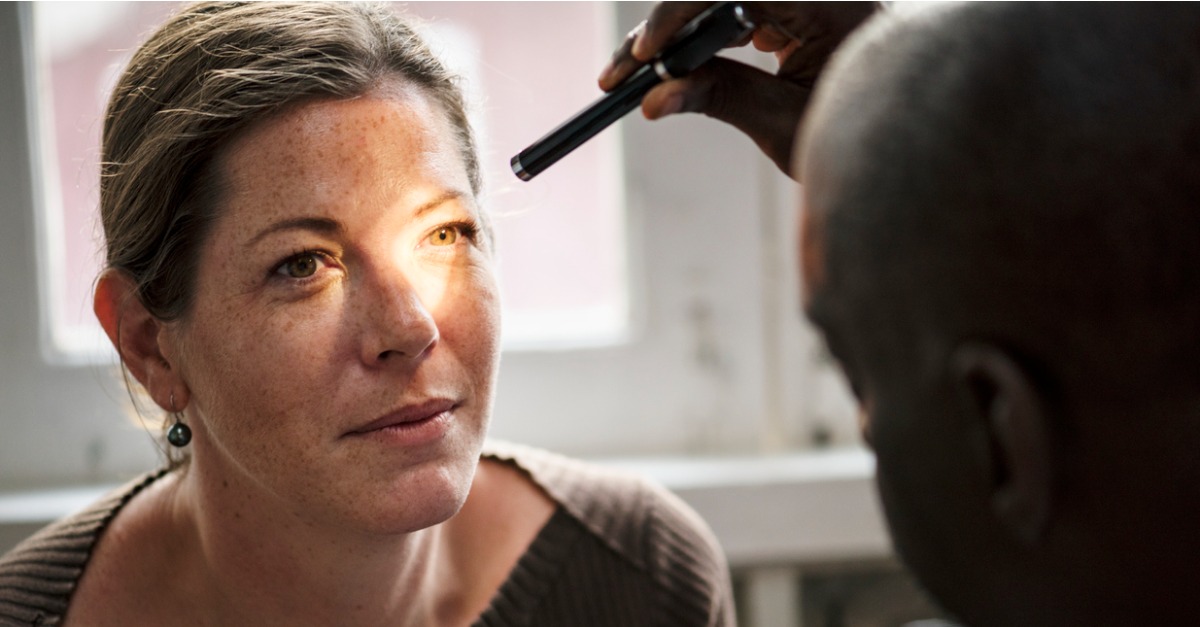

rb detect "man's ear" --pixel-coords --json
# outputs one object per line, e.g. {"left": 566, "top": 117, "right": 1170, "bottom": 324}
{"left": 950, "top": 342, "right": 1055, "bottom": 545}
{"left": 94, "top": 269, "right": 186, "bottom": 412}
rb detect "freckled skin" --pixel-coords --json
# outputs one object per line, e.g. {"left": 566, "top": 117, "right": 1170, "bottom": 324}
{"left": 168, "top": 81, "right": 500, "bottom": 536}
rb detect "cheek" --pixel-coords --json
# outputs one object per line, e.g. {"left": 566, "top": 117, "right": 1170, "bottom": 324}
{"left": 868, "top": 385, "right": 987, "bottom": 571}
{"left": 868, "top": 403, "right": 939, "bottom": 559}
{"left": 178, "top": 292, "right": 345, "bottom": 441}
{"left": 435, "top": 264, "right": 501, "bottom": 373}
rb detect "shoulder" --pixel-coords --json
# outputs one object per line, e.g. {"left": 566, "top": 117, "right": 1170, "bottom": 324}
{"left": 482, "top": 440, "right": 736, "bottom": 626}
{"left": 481, "top": 440, "right": 726, "bottom": 566}
{"left": 0, "top": 471, "right": 164, "bottom": 627}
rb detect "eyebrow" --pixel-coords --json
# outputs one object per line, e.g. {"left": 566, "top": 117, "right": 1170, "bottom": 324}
{"left": 249, "top": 216, "right": 343, "bottom": 246}
{"left": 247, "top": 190, "right": 469, "bottom": 246}
{"left": 413, "top": 189, "right": 469, "bottom": 219}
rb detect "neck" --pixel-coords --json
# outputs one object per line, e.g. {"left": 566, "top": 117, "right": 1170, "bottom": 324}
{"left": 166, "top": 457, "right": 458, "bottom": 627}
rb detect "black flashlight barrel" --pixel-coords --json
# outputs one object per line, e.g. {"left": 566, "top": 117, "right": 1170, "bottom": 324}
{"left": 511, "top": 65, "right": 660, "bottom": 182}
{"left": 512, "top": 2, "right": 753, "bottom": 182}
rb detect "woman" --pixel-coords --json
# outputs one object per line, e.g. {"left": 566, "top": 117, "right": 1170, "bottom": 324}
{"left": 0, "top": 3, "right": 733, "bottom": 625}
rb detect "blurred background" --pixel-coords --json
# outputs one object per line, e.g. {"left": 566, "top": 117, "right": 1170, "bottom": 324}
{"left": 0, "top": 2, "right": 952, "bottom": 625}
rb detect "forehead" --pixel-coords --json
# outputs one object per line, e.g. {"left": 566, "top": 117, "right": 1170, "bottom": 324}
{"left": 797, "top": 111, "right": 853, "bottom": 337}
{"left": 796, "top": 58, "right": 895, "bottom": 332}
{"left": 797, "top": 130, "right": 884, "bottom": 365}
{"left": 218, "top": 80, "right": 470, "bottom": 213}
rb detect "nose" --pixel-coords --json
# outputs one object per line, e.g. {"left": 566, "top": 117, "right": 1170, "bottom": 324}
{"left": 358, "top": 269, "right": 439, "bottom": 366}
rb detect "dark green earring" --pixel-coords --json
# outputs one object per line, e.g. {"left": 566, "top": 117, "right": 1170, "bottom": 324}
{"left": 167, "top": 393, "right": 192, "bottom": 448}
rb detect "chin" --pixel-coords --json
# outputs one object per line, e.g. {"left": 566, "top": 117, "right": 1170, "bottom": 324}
{"left": 356, "top": 452, "right": 480, "bottom": 535}
{"left": 879, "top": 492, "right": 982, "bottom": 626}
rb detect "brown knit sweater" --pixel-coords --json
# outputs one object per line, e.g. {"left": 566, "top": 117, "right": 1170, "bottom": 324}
{"left": 0, "top": 441, "right": 735, "bottom": 626}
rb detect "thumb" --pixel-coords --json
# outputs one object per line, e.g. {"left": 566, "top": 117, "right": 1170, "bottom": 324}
{"left": 640, "top": 57, "right": 814, "bottom": 176}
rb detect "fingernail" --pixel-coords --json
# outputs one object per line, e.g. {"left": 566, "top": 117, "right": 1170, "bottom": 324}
{"left": 631, "top": 36, "right": 648, "bottom": 61}
{"left": 629, "top": 20, "right": 649, "bottom": 59}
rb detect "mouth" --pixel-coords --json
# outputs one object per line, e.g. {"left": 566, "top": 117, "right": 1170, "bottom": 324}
{"left": 345, "top": 398, "right": 458, "bottom": 437}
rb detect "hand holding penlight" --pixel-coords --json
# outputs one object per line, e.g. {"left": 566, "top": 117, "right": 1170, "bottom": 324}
{"left": 511, "top": 2, "right": 754, "bottom": 182}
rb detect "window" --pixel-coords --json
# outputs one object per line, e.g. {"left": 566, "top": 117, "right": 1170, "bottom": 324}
{"left": 1, "top": 2, "right": 858, "bottom": 489}
{"left": 34, "top": 1, "right": 626, "bottom": 355}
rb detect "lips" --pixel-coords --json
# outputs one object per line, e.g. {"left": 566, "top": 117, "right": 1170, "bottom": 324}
{"left": 346, "top": 398, "right": 457, "bottom": 436}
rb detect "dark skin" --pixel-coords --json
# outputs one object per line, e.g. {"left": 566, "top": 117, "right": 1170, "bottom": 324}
{"left": 797, "top": 6, "right": 1200, "bottom": 620}
{"left": 598, "top": 1, "right": 876, "bottom": 176}
{"left": 801, "top": 114, "right": 1200, "bottom": 626}
{"left": 798, "top": 143, "right": 1060, "bottom": 625}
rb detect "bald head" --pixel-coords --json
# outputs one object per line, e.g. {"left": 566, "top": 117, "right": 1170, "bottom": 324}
{"left": 797, "top": 4, "right": 1200, "bottom": 625}
{"left": 803, "top": 2, "right": 1200, "bottom": 402}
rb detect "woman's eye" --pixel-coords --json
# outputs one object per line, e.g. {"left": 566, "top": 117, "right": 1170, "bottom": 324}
{"left": 276, "top": 252, "right": 322, "bottom": 279}
{"left": 425, "top": 221, "right": 479, "bottom": 249}
{"left": 428, "top": 226, "right": 459, "bottom": 247}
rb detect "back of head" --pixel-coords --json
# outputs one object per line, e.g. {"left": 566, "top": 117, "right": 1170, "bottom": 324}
{"left": 801, "top": 3, "right": 1200, "bottom": 624}
{"left": 807, "top": 2, "right": 1200, "bottom": 399}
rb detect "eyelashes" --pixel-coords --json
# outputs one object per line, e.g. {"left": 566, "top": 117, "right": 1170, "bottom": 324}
{"left": 424, "top": 219, "right": 480, "bottom": 249}
{"left": 268, "top": 219, "right": 483, "bottom": 285}
{"left": 275, "top": 250, "right": 334, "bottom": 280}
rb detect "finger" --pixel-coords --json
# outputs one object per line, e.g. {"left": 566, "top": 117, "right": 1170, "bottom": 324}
{"left": 755, "top": 1, "right": 876, "bottom": 44}
{"left": 751, "top": 25, "right": 794, "bottom": 53}
{"left": 601, "top": 3, "right": 714, "bottom": 90}
{"left": 773, "top": 39, "right": 803, "bottom": 67}
{"left": 775, "top": 29, "right": 843, "bottom": 84}
{"left": 598, "top": 24, "right": 644, "bottom": 91}
{"left": 741, "top": 0, "right": 878, "bottom": 73}
{"left": 603, "top": 2, "right": 877, "bottom": 91}
{"left": 639, "top": 57, "right": 814, "bottom": 175}
{"left": 769, "top": 3, "right": 878, "bottom": 82}
{"left": 640, "top": 81, "right": 691, "bottom": 120}
{"left": 631, "top": 2, "right": 714, "bottom": 60}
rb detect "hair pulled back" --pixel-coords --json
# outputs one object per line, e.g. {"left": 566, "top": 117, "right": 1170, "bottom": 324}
{"left": 101, "top": 1, "right": 481, "bottom": 322}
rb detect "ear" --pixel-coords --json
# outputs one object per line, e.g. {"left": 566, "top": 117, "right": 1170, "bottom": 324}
{"left": 949, "top": 342, "right": 1055, "bottom": 545}
{"left": 94, "top": 269, "right": 188, "bottom": 412}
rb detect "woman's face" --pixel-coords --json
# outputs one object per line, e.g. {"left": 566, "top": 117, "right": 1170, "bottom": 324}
{"left": 168, "top": 82, "right": 499, "bottom": 534}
